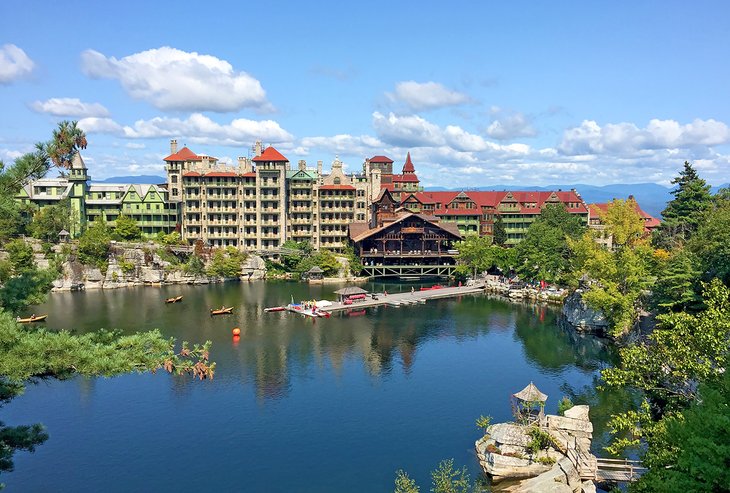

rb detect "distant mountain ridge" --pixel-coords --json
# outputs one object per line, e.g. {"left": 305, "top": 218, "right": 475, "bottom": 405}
{"left": 95, "top": 175, "right": 166, "bottom": 185}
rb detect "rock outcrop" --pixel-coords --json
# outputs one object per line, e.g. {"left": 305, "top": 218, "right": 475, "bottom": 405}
{"left": 561, "top": 290, "right": 609, "bottom": 335}
{"left": 51, "top": 245, "right": 266, "bottom": 291}
{"left": 476, "top": 406, "right": 596, "bottom": 493}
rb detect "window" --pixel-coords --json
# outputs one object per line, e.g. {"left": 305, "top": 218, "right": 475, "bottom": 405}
{"left": 334, "top": 177, "right": 341, "bottom": 185}
{"left": 171, "top": 175, "right": 178, "bottom": 184}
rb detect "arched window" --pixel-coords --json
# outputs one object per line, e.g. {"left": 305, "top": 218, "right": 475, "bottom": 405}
{"left": 334, "top": 177, "right": 341, "bottom": 185}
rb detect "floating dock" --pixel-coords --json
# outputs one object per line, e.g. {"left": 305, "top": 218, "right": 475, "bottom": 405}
{"left": 319, "top": 283, "right": 485, "bottom": 314}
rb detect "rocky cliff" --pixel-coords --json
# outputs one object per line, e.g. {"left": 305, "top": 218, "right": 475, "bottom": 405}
{"left": 51, "top": 246, "right": 266, "bottom": 291}
{"left": 560, "top": 289, "right": 609, "bottom": 335}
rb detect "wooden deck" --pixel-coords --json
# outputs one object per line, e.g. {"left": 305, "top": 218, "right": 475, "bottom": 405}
{"left": 595, "top": 458, "right": 647, "bottom": 482}
{"left": 319, "top": 283, "right": 485, "bottom": 313}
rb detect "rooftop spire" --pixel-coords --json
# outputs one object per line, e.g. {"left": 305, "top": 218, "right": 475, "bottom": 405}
{"left": 402, "top": 152, "right": 415, "bottom": 173}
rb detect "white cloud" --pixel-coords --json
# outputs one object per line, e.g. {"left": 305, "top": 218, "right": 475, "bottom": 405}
{"left": 79, "top": 113, "right": 293, "bottom": 145}
{"left": 372, "top": 112, "right": 445, "bottom": 147}
{"left": 299, "top": 134, "right": 385, "bottom": 156}
{"left": 386, "top": 81, "right": 470, "bottom": 111}
{"left": 30, "top": 98, "right": 110, "bottom": 117}
{"left": 0, "top": 44, "right": 35, "bottom": 84}
{"left": 0, "top": 148, "right": 24, "bottom": 162}
{"left": 81, "top": 47, "right": 270, "bottom": 112}
{"left": 559, "top": 118, "right": 730, "bottom": 156}
{"left": 486, "top": 112, "right": 537, "bottom": 140}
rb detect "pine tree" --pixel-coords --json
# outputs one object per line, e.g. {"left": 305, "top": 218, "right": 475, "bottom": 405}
{"left": 655, "top": 161, "right": 712, "bottom": 247}
{"left": 493, "top": 214, "right": 507, "bottom": 246}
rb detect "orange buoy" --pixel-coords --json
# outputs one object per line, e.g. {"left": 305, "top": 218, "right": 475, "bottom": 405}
{"left": 232, "top": 327, "right": 241, "bottom": 336}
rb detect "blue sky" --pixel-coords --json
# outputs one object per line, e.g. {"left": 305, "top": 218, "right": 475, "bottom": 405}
{"left": 2, "top": 1, "right": 730, "bottom": 188}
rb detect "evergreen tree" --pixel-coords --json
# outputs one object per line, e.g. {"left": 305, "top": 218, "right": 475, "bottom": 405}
{"left": 655, "top": 161, "right": 712, "bottom": 247}
{"left": 493, "top": 214, "right": 507, "bottom": 246}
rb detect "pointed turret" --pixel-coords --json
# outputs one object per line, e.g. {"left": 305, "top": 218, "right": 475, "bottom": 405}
{"left": 402, "top": 152, "right": 415, "bottom": 174}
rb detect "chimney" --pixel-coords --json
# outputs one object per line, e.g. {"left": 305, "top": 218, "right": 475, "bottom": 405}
{"left": 170, "top": 139, "right": 178, "bottom": 155}
{"left": 317, "top": 160, "right": 323, "bottom": 176}
{"left": 254, "top": 141, "right": 263, "bottom": 157}
{"left": 298, "top": 159, "right": 306, "bottom": 171}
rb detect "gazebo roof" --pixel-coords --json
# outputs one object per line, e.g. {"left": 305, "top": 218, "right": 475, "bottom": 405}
{"left": 58, "top": 229, "right": 70, "bottom": 236}
{"left": 333, "top": 286, "right": 368, "bottom": 296}
{"left": 307, "top": 266, "right": 324, "bottom": 273}
{"left": 513, "top": 382, "right": 548, "bottom": 402}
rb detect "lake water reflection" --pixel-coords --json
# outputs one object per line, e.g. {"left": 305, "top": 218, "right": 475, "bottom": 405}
{"left": 4, "top": 281, "right": 620, "bottom": 492}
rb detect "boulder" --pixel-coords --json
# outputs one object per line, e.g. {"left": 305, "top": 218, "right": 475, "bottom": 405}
{"left": 488, "top": 423, "right": 532, "bottom": 448}
{"left": 561, "top": 290, "right": 609, "bottom": 335}
{"left": 564, "top": 405, "right": 590, "bottom": 421}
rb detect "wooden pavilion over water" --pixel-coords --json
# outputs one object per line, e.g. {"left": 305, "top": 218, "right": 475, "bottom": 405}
{"left": 349, "top": 211, "right": 461, "bottom": 279}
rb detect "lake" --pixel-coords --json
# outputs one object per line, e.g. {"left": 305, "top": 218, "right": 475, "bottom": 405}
{"left": 4, "top": 281, "right": 621, "bottom": 492}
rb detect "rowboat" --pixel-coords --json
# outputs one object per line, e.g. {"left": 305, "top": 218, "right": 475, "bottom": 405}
{"left": 17, "top": 314, "right": 47, "bottom": 323}
{"left": 210, "top": 306, "right": 233, "bottom": 315}
{"left": 165, "top": 295, "right": 183, "bottom": 304}
{"left": 264, "top": 306, "right": 286, "bottom": 312}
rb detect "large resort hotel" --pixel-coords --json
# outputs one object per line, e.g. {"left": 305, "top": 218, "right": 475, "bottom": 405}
{"left": 17, "top": 139, "right": 658, "bottom": 274}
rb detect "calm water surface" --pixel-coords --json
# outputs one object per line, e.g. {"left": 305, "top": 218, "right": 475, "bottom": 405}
{"left": 5, "top": 281, "right": 622, "bottom": 492}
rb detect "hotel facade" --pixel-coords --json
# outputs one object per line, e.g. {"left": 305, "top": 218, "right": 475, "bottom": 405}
{"left": 18, "top": 139, "right": 601, "bottom": 252}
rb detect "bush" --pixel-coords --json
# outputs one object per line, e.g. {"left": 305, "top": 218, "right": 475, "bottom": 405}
{"left": 536, "top": 456, "right": 556, "bottom": 465}
{"left": 156, "top": 231, "right": 183, "bottom": 246}
{"left": 527, "top": 427, "right": 559, "bottom": 455}
{"left": 557, "top": 396, "right": 574, "bottom": 416}
{"left": 119, "top": 260, "right": 135, "bottom": 274}
{"left": 475, "top": 415, "right": 492, "bottom": 435}
{"left": 206, "top": 247, "right": 246, "bottom": 278}
{"left": 6, "top": 239, "right": 34, "bottom": 274}
{"left": 113, "top": 214, "right": 141, "bottom": 241}
{"left": 78, "top": 221, "right": 111, "bottom": 269}
{"left": 184, "top": 255, "right": 205, "bottom": 275}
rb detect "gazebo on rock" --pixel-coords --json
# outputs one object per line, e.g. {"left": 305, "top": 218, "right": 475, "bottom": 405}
{"left": 511, "top": 382, "right": 548, "bottom": 425}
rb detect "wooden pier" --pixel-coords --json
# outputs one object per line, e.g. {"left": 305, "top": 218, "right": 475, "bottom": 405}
{"left": 319, "top": 283, "right": 485, "bottom": 313}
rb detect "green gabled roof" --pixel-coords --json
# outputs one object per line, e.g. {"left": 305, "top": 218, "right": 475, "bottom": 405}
{"left": 286, "top": 170, "right": 317, "bottom": 180}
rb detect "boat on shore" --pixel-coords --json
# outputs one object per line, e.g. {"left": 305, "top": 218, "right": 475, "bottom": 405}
{"left": 17, "top": 314, "right": 47, "bottom": 323}
{"left": 210, "top": 306, "right": 233, "bottom": 315}
{"left": 264, "top": 306, "right": 286, "bottom": 312}
{"left": 165, "top": 295, "right": 183, "bottom": 304}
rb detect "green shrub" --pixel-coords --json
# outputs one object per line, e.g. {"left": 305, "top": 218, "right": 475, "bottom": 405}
{"left": 78, "top": 221, "right": 111, "bottom": 269}
{"left": 119, "top": 260, "right": 135, "bottom": 274}
{"left": 6, "top": 239, "right": 34, "bottom": 274}
{"left": 475, "top": 415, "right": 492, "bottom": 434}
{"left": 184, "top": 255, "right": 205, "bottom": 275}
{"left": 536, "top": 456, "right": 556, "bottom": 465}
{"left": 527, "top": 427, "right": 559, "bottom": 455}
{"left": 557, "top": 396, "right": 574, "bottom": 416}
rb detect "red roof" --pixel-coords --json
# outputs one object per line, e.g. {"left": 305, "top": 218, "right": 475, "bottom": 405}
{"left": 204, "top": 172, "right": 236, "bottom": 178}
{"left": 242, "top": 172, "right": 257, "bottom": 178}
{"left": 319, "top": 185, "right": 355, "bottom": 191}
{"left": 164, "top": 146, "right": 199, "bottom": 162}
{"left": 402, "top": 152, "right": 415, "bottom": 173}
{"left": 433, "top": 208, "right": 482, "bottom": 216}
{"left": 369, "top": 155, "right": 393, "bottom": 163}
{"left": 392, "top": 174, "right": 420, "bottom": 183}
{"left": 183, "top": 171, "right": 201, "bottom": 177}
{"left": 252, "top": 146, "right": 288, "bottom": 162}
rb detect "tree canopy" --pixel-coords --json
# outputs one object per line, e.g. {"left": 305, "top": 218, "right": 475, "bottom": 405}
{"left": 514, "top": 203, "right": 586, "bottom": 283}
{"left": 654, "top": 161, "right": 713, "bottom": 248}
